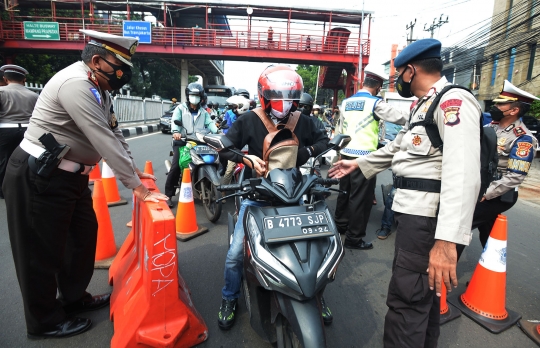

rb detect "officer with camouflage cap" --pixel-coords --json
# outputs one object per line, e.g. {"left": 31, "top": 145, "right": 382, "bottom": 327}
{"left": 2, "top": 29, "right": 167, "bottom": 339}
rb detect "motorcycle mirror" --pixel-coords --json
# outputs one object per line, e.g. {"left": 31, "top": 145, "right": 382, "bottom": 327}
{"left": 173, "top": 120, "right": 182, "bottom": 126}
{"left": 221, "top": 119, "right": 228, "bottom": 126}
{"left": 203, "top": 134, "right": 234, "bottom": 151}
{"left": 211, "top": 115, "right": 216, "bottom": 120}
{"left": 329, "top": 134, "right": 351, "bottom": 150}
{"left": 221, "top": 124, "right": 229, "bottom": 129}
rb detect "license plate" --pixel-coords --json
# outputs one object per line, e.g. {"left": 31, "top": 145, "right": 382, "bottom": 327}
{"left": 263, "top": 212, "right": 334, "bottom": 243}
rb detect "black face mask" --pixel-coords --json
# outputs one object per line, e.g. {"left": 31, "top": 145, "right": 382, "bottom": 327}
{"left": 396, "top": 66, "right": 415, "bottom": 98}
{"left": 96, "top": 57, "right": 132, "bottom": 90}
{"left": 489, "top": 106, "right": 506, "bottom": 122}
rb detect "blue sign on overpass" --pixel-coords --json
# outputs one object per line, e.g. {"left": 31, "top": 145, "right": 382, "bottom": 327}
{"left": 123, "top": 21, "right": 152, "bottom": 44}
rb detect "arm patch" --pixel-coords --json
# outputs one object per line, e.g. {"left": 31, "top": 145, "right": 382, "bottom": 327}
{"left": 507, "top": 135, "right": 534, "bottom": 174}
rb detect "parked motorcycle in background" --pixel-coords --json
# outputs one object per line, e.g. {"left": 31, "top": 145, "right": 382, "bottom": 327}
{"left": 204, "top": 133, "right": 351, "bottom": 348}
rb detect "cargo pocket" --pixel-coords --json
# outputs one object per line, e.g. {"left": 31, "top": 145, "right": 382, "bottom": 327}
{"left": 390, "top": 248, "right": 430, "bottom": 304}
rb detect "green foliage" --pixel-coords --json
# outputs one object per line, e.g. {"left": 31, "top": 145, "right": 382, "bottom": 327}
{"left": 530, "top": 99, "right": 540, "bottom": 119}
{"left": 11, "top": 54, "right": 79, "bottom": 85}
{"left": 295, "top": 64, "right": 346, "bottom": 107}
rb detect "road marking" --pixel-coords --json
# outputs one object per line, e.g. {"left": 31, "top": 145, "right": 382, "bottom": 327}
{"left": 125, "top": 132, "right": 161, "bottom": 141}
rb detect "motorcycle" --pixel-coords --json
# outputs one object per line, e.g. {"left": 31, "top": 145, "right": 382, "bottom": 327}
{"left": 164, "top": 120, "right": 226, "bottom": 222}
{"left": 203, "top": 133, "right": 351, "bottom": 348}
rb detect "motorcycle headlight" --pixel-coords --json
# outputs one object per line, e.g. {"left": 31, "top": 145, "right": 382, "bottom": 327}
{"left": 190, "top": 149, "right": 205, "bottom": 165}
{"left": 247, "top": 214, "right": 298, "bottom": 286}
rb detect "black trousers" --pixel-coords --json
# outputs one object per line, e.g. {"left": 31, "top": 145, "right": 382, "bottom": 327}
{"left": 384, "top": 213, "right": 440, "bottom": 348}
{"left": 334, "top": 156, "right": 376, "bottom": 244}
{"left": 456, "top": 193, "right": 518, "bottom": 259}
{"left": 165, "top": 143, "right": 184, "bottom": 198}
{"left": 3, "top": 147, "right": 98, "bottom": 333}
{"left": 0, "top": 127, "right": 26, "bottom": 195}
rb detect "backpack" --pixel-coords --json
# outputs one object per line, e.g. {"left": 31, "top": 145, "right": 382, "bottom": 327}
{"left": 252, "top": 108, "right": 300, "bottom": 177}
{"left": 411, "top": 85, "right": 498, "bottom": 202}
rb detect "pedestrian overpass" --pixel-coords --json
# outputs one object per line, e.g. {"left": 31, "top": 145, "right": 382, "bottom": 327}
{"left": 0, "top": 1, "right": 372, "bottom": 104}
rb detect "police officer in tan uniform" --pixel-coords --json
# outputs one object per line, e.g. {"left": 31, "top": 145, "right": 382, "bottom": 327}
{"left": 329, "top": 39, "right": 482, "bottom": 347}
{"left": 2, "top": 29, "right": 167, "bottom": 339}
{"left": 0, "top": 65, "right": 38, "bottom": 199}
{"left": 457, "top": 81, "right": 539, "bottom": 258}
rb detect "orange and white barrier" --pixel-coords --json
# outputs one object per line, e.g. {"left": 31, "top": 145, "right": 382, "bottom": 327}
{"left": 449, "top": 215, "right": 521, "bottom": 333}
{"left": 109, "top": 178, "right": 208, "bottom": 348}
{"left": 92, "top": 179, "right": 117, "bottom": 268}
{"left": 439, "top": 282, "right": 460, "bottom": 325}
{"left": 101, "top": 161, "right": 127, "bottom": 207}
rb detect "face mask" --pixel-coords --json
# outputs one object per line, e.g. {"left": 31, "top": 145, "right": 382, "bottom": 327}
{"left": 96, "top": 57, "right": 132, "bottom": 90}
{"left": 270, "top": 100, "right": 293, "bottom": 119}
{"left": 489, "top": 106, "right": 509, "bottom": 122}
{"left": 396, "top": 66, "right": 415, "bottom": 98}
{"left": 189, "top": 95, "right": 201, "bottom": 105}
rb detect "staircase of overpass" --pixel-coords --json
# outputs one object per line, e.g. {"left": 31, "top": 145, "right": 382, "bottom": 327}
{"left": 0, "top": 1, "right": 371, "bottom": 102}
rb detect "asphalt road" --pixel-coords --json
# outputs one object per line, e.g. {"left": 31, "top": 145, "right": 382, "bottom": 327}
{"left": 1, "top": 131, "right": 539, "bottom": 348}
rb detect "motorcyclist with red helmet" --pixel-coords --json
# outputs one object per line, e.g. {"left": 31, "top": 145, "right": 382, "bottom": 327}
{"left": 217, "top": 65, "right": 330, "bottom": 330}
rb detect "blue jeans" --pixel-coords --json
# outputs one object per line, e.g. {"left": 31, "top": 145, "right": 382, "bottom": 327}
{"left": 222, "top": 199, "right": 270, "bottom": 300}
{"left": 381, "top": 187, "right": 396, "bottom": 230}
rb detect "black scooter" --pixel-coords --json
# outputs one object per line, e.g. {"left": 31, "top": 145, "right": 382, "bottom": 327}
{"left": 204, "top": 134, "right": 351, "bottom": 348}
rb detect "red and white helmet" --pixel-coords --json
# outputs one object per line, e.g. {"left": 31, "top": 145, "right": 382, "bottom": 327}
{"left": 257, "top": 65, "right": 303, "bottom": 114}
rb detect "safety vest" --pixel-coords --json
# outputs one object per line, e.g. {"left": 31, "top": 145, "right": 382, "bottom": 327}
{"left": 340, "top": 92, "right": 381, "bottom": 157}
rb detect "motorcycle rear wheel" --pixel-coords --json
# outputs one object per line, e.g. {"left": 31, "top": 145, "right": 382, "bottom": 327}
{"left": 203, "top": 181, "right": 222, "bottom": 222}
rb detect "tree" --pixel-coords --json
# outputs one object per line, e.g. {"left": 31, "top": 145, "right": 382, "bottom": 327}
{"left": 295, "top": 64, "right": 346, "bottom": 107}
{"left": 530, "top": 99, "right": 540, "bottom": 119}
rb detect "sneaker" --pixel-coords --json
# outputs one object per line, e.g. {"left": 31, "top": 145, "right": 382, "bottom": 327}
{"left": 376, "top": 228, "right": 392, "bottom": 240}
{"left": 320, "top": 296, "right": 333, "bottom": 325}
{"left": 217, "top": 298, "right": 237, "bottom": 330}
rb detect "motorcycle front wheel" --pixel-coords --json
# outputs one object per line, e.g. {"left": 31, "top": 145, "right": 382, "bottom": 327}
{"left": 275, "top": 315, "right": 302, "bottom": 348}
{"left": 203, "top": 181, "right": 222, "bottom": 222}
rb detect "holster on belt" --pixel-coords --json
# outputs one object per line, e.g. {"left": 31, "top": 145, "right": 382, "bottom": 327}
{"left": 28, "top": 133, "right": 70, "bottom": 178}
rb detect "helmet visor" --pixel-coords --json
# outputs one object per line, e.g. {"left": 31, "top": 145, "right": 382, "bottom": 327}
{"left": 261, "top": 88, "right": 303, "bottom": 100}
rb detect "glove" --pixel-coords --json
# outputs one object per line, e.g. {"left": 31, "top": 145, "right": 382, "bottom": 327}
{"left": 296, "top": 147, "right": 311, "bottom": 167}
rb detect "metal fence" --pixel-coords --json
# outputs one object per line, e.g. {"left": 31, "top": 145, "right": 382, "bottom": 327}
{"left": 113, "top": 96, "right": 173, "bottom": 124}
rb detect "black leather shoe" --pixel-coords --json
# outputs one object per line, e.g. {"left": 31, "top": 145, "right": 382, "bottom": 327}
{"left": 63, "top": 293, "right": 111, "bottom": 315}
{"left": 344, "top": 239, "right": 373, "bottom": 250}
{"left": 27, "top": 317, "right": 92, "bottom": 339}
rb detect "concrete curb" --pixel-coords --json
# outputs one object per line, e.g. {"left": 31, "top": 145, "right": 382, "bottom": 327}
{"left": 120, "top": 123, "right": 161, "bottom": 138}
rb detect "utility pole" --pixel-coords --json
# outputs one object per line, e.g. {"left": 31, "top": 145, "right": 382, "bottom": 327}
{"left": 406, "top": 19, "right": 416, "bottom": 45}
{"left": 424, "top": 14, "right": 449, "bottom": 38}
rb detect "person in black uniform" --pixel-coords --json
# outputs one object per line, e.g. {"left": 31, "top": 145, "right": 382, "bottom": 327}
{"left": 2, "top": 30, "right": 167, "bottom": 339}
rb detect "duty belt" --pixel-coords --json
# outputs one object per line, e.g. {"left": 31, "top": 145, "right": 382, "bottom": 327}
{"left": 20, "top": 138, "right": 94, "bottom": 175}
{"left": 393, "top": 176, "right": 441, "bottom": 193}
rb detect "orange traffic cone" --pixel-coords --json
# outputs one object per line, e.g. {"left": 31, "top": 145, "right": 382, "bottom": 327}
{"left": 143, "top": 160, "right": 154, "bottom": 175}
{"left": 518, "top": 319, "right": 540, "bottom": 345}
{"left": 101, "top": 161, "right": 127, "bottom": 207}
{"left": 88, "top": 162, "right": 101, "bottom": 185}
{"left": 176, "top": 168, "right": 208, "bottom": 241}
{"left": 449, "top": 215, "right": 521, "bottom": 333}
{"left": 93, "top": 179, "right": 117, "bottom": 268}
{"left": 439, "top": 282, "right": 461, "bottom": 325}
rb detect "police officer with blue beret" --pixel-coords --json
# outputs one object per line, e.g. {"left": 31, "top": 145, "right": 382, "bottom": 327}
{"left": 330, "top": 38, "right": 482, "bottom": 347}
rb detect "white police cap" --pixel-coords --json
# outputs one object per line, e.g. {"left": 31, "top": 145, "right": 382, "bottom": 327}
{"left": 80, "top": 29, "right": 138, "bottom": 67}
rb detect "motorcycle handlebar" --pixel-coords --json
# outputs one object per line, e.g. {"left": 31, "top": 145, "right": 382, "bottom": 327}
{"left": 316, "top": 178, "right": 339, "bottom": 186}
{"left": 217, "top": 184, "right": 242, "bottom": 192}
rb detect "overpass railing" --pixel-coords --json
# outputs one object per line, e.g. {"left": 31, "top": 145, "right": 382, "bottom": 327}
{"left": 113, "top": 96, "right": 172, "bottom": 124}
{"left": 0, "top": 20, "right": 370, "bottom": 56}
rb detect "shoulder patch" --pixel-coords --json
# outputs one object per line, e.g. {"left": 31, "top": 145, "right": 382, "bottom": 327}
{"left": 507, "top": 135, "right": 534, "bottom": 174}
{"left": 440, "top": 98, "right": 462, "bottom": 126}
{"left": 89, "top": 88, "right": 102, "bottom": 106}
{"left": 87, "top": 71, "right": 98, "bottom": 87}
{"left": 513, "top": 127, "right": 525, "bottom": 137}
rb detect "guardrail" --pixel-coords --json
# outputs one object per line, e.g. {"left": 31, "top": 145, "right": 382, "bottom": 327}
{"left": 113, "top": 96, "right": 172, "bottom": 124}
